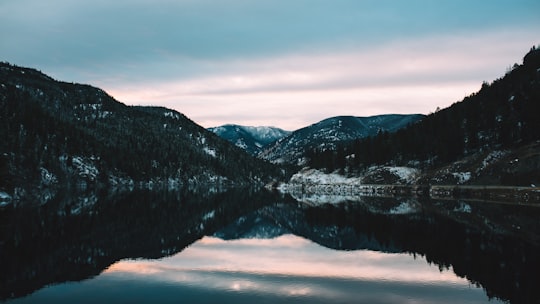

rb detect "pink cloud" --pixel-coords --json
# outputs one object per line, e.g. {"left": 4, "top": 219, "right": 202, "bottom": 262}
{"left": 103, "top": 29, "right": 538, "bottom": 130}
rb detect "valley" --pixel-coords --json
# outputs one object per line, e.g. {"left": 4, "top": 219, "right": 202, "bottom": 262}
{"left": 1, "top": 47, "right": 539, "bottom": 206}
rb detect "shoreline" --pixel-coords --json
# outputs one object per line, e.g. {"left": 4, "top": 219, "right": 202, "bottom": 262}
{"left": 278, "top": 182, "right": 540, "bottom": 205}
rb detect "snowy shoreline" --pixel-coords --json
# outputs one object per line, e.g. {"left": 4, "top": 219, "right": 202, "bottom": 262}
{"left": 276, "top": 168, "right": 540, "bottom": 205}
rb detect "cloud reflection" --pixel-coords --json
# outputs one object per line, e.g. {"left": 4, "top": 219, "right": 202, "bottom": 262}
{"left": 106, "top": 235, "right": 465, "bottom": 284}
{"left": 99, "top": 235, "right": 502, "bottom": 303}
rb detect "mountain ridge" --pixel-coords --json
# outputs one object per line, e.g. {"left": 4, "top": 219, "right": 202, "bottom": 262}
{"left": 258, "top": 114, "right": 424, "bottom": 166}
{"left": 208, "top": 124, "right": 291, "bottom": 155}
{"left": 0, "top": 62, "right": 283, "bottom": 203}
{"left": 306, "top": 47, "right": 540, "bottom": 186}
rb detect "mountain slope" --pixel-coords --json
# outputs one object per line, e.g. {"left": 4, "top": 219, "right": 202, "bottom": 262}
{"left": 0, "top": 62, "right": 282, "bottom": 201}
{"left": 208, "top": 124, "right": 291, "bottom": 155}
{"left": 307, "top": 47, "right": 540, "bottom": 186}
{"left": 259, "top": 114, "right": 424, "bottom": 165}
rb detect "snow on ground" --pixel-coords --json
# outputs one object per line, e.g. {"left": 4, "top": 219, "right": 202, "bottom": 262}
{"left": 203, "top": 147, "right": 217, "bottom": 157}
{"left": 282, "top": 169, "right": 365, "bottom": 205}
{"left": 164, "top": 111, "right": 181, "bottom": 120}
{"left": 289, "top": 168, "right": 361, "bottom": 185}
{"left": 452, "top": 172, "right": 471, "bottom": 184}
{"left": 479, "top": 150, "right": 508, "bottom": 172}
{"left": 72, "top": 156, "right": 99, "bottom": 181}
{"left": 202, "top": 210, "right": 216, "bottom": 221}
{"left": 242, "top": 126, "right": 290, "bottom": 142}
{"left": 385, "top": 167, "right": 420, "bottom": 183}
{"left": 40, "top": 167, "right": 58, "bottom": 186}
{"left": 235, "top": 139, "right": 248, "bottom": 149}
{"left": 287, "top": 166, "right": 421, "bottom": 188}
{"left": 363, "top": 166, "right": 420, "bottom": 184}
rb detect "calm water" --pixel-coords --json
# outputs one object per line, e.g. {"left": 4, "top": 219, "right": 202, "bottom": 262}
{"left": 1, "top": 188, "right": 539, "bottom": 303}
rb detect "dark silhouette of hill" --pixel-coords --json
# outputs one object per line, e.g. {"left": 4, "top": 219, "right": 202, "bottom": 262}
{"left": 0, "top": 63, "right": 283, "bottom": 201}
{"left": 308, "top": 47, "right": 540, "bottom": 186}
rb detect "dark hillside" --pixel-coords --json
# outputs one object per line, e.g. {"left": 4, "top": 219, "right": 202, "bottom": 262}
{"left": 0, "top": 63, "right": 283, "bottom": 201}
{"left": 308, "top": 47, "right": 540, "bottom": 185}
{"left": 260, "top": 114, "right": 424, "bottom": 165}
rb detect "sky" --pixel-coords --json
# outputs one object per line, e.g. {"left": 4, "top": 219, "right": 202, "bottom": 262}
{"left": 1, "top": 0, "right": 539, "bottom": 130}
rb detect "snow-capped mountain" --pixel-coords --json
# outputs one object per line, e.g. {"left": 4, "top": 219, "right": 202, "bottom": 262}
{"left": 258, "top": 114, "right": 424, "bottom": 165}
{"left": 209, "top": 124, "right": 291, "bottom": 155}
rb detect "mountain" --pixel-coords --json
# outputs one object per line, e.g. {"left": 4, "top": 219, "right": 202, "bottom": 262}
{"left": 208, "top": 124, "right": 291, "bottom": 155}
{"left": 258, "top": 114, "right": 424, "bottom": 165}
{"left": 0, "top": 62, "right": 283, "bottom": 202}
{"left": 307, "top": 47, "right": 540, "bottom": 186}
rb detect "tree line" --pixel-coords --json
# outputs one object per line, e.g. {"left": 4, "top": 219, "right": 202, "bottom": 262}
{"left": 308, "top": 47, "right": 540, "bottom": 173}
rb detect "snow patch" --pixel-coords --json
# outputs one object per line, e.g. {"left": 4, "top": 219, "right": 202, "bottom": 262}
{"left": 164, "top": 111, "right": 180, "bottom": 120}
{"left": 386, "top": 167, "right": 419, "bottom": 183}
{"left": 211, "top": 126, "right": 226, "bottom": 134}
{"left": 289, "top": 168, "right": 361, "bottom": 185}
{"left": 203, "top": 147, "right": 217, "bottom": 157}
{"left": 242, "top": 126, "right": 291, "bottom": 142}
{"left": 202, "top": 210, "right": 216, "bottom": 221}
{"left": 479, "top": 150, "right": 508, "bottom": 172}
{"left": 235, "top": 139, "right": 248, "bottom": 149}
{"left": 452, "top": 172, "right": 471, "bottom": 184}
{"left": 363, "top": 166, "right": 420, "bottom": 184}
{"left": 40, "top": 168, "right": 58, "bottom": 186}
{"left": 71, "top": 156, "right": 99, "bottom": 181}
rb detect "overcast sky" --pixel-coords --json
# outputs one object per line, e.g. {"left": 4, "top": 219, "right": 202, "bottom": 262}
{"left": 1, "top": 0, "right": 539, "bottom": 130}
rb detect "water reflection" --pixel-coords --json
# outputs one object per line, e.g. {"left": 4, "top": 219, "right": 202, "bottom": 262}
{"left": 8, "top": 235, "right": 502, "bottom": 304}
{"left": 107, "top": 235, "right": 468, "bottom": 283}
{"left": 1, "top": 188, "right": 539, "bottom": 303}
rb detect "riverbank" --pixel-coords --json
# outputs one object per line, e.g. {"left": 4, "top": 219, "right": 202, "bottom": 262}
{"left": 277, "top": 169, "right": 540, "bottom": 205}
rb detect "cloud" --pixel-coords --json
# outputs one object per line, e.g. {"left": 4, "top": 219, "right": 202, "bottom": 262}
{"left": 103, "top": 29, "right": 538, "bottom": 129}
{"left": 3, "top": 0, "right": 539, "bottom": 66}
{"left": 1, "top": 0, "right": 539, "bottom": 129}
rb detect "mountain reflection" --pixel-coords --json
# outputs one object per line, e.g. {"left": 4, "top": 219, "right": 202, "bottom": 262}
{"left": 1, "top": 188, "right": 539, "bottom": 303}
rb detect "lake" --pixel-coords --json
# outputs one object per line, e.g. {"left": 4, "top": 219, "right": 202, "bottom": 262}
{"left": 1, "top": 188, "right": 539, "bottom": 303}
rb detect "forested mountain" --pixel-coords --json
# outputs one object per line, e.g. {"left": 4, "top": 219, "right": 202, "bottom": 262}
{"left": 208, "top": 124, "right": 290, "bottom": 155}
{"left": 308, "top": 47, "right": 540, "bottom": 186}
{"left": 0, "top": 62, "right": 283, "bottom": 201}
{"left": 259, "top": 114, "right": 424, "bottom": 166}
